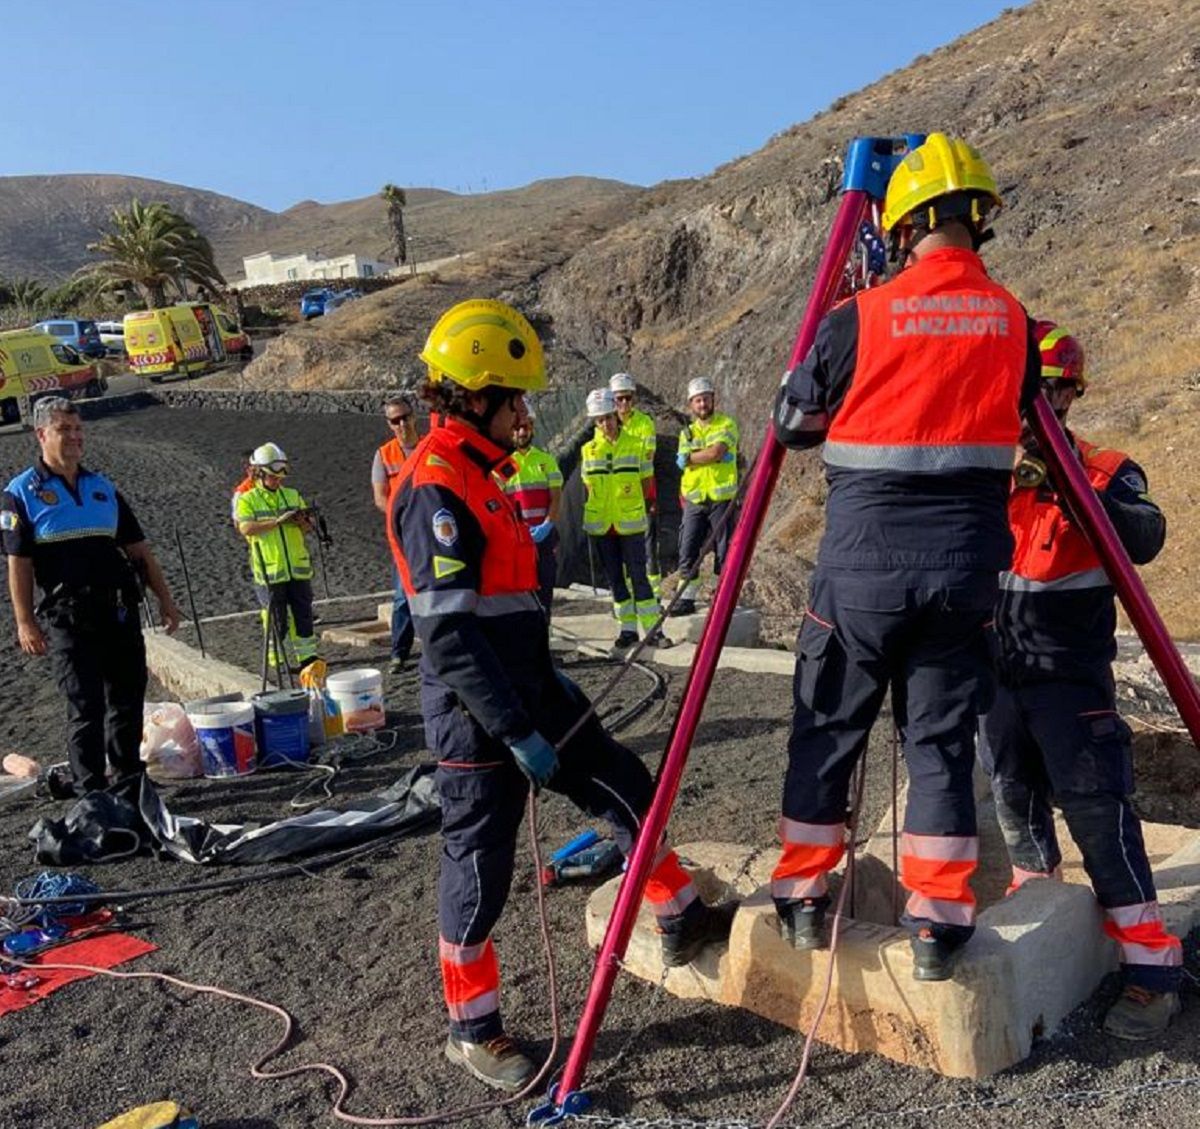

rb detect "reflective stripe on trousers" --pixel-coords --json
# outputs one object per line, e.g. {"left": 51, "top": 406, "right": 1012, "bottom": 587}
{"left": 899, "top": 832, "right": 978, "bottom": 927}
{"left": 771, "top": 818, "right": 846, "bottom": 901}
{"left": 439, "top": 936, "right": 501, "bottom": 1022}
{"left": 1103, "top": 901, "right": 1182, "bottom": 969}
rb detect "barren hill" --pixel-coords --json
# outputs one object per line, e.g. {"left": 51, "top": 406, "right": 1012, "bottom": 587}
{"left": 0, "top": 173, "right": 643, "bottom": 282}
{"left": 238, "top": 0, "right": 1200, "bottom": 635}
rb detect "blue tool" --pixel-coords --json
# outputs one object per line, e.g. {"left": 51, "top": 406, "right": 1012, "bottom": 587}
{"left": 541, "top": 830, "right": 621, "bottom": 887}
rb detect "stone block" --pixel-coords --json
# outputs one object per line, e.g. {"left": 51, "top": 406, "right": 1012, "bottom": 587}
{"left": 586, "top": 838, "right": 1200, "bottom": 1079}
{"left": 683, "top": 605, "right": 761, "bottom": 648}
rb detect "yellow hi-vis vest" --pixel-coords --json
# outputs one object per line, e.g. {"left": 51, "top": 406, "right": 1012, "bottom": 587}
{"left": 235, "top": 483, "right": 314, "bottom": 583}
{"left": 582, "top": 427, "right": 651, "bottom": 536}
{"left": 678, "top": 412, "right": 739, "bottom": 504}
{"left": 616, "top": 408, "right": 657, "bottom": 461}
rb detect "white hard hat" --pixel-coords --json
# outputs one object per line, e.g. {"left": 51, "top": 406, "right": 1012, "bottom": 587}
{"left": 609, "top": 372, "right": 636, "bottom": 394}
{"left": 250, "top": 442, "right": 288, "bottom": 469}
{"left": 687, "top": 376, "right": 715, "bottom": 400}
{"left": 586, "top": 388, "right": 616, "bottom": 418}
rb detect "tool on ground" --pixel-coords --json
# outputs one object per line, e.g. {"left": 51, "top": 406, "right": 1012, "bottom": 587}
{"left": 173, "top": 525, "right": 205, "bottom": 657}
{"left": 540, "top": 830, "right": 622, "bottom": 887}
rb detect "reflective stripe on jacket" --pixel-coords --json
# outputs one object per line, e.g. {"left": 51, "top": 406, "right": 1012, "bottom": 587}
{"left": 235, "top": 484, "right": 313, "bottom": 583}
{"left": 678, "top": 412, "right": 738, "bottom": 503}
{"left": 582, "top": 428, "right": 651, "bottom": 535}
{"left": 504, "top": 445, "right": 563, "bottom": 526}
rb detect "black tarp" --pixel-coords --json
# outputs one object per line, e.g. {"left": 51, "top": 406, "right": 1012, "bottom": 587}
{"left": 30, "top": 765, "right": 440, "bottom": 866}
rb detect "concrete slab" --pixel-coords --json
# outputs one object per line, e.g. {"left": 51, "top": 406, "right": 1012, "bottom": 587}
{"left": 551, "top": 614, "right": 795, "bottom": 675}
{"left": 683, "top": 606, "right": 762, "bottom": 648}
{"left": 144, "top": 630, "right": 260, "bottom": 703}
{"left": 587, "top": 836, "right": 1200, "bottom": 1079}
{"left": 322, "top": 619, "right": 391, "bottom": 648}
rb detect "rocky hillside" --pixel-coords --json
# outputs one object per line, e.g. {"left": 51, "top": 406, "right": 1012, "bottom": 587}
{"left": 247, "top": 0, "right": 1200, "bottom": 635}
{"left": 0, "top": 174, "right": 642, "bottom": 282}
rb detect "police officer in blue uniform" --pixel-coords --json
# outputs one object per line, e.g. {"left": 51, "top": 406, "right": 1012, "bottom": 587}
{"left": 2, "top": 397, "right": 181, "bottom": 795}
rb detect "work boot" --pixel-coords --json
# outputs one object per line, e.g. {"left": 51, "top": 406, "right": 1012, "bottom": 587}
{"left": 610, "top": 631, "right": 639, "bottom": 657}
{"left": 45, "top": 765, "right": 78, "bottom": 800}
{"left": 657, "top": 899, "right": 738, "bottom": 967}
{"left": 777, "top": 898, "right": 827, "bottom": 951}
{"left": 1102, "top": 985, "right": 1182, "bottom": 1041}
{"left": 668, "top": 599, "right": 696, "bottom": 617}
{"left": 444, "top": 1033, "right": 537, "bottom": 1092}
{"left": 643, "top": 630, "right": 673, "bottom": 649}
{"left": 910, "top": 927, "right": 963, "bottom": 982}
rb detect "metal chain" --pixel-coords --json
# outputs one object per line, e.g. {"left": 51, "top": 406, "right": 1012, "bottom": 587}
{"left": 560, "top": 1071, "right": 1200, "bottom": 1129}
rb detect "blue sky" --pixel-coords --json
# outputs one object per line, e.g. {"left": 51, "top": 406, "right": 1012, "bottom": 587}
{"left": 5, "top": 0, "right": 1023, "bottom": 212}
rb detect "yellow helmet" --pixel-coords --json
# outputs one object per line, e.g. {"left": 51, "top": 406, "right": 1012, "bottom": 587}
{"left": 881, "top": 133, "right": 1002, "bottom": 233}
{"left": 419, "top": 299, "right": 546, "bottom": 392}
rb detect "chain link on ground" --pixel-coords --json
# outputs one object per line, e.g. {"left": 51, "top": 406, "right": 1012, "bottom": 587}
{"left": 560, "top": 1071, "right": 1200, "bottom": 1129}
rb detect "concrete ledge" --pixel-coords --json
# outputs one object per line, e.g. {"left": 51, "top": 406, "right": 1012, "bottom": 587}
{"left": 586, "top": 838, "right": 1200, "bottom": 1079}
{"left": 322, "top": 619, "right": 390, "bottom": 648}
{"left": 683, "top": 606, "right": 761, "bottom": 648}
{"left": 144, "top": 629, "right": 261, "bottom": 702}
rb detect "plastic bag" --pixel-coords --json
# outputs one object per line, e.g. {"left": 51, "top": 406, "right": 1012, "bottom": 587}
{"left": 140, "top": 702, "right": 202, "bottom": 780}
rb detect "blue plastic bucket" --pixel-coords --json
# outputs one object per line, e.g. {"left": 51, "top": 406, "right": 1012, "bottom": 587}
{"left": 252, "top": 690, "right": 312, "bottom": 768}
{"left": 187, "top": 702, "right": 257, "bottom": 778}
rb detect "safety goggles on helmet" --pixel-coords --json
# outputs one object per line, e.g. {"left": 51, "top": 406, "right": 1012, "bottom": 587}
{"left": 419, "top": 299, "right": 546, "bottom": 392}
{"left": 261, "top": 461, "right": 288, "bottom": 477}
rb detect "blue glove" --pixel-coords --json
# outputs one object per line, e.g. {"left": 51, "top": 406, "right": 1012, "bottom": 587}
{"left": 507, "top": 731, "right": 559, "bottom": 791}
{"left": 676, "top": 452, "right": 690, "bottom": 471}
{"left": 722, "top": 451, "right": 735, "bottom": 463}
{"left": 530, "top": 519, "right": 555, "bottom": 544}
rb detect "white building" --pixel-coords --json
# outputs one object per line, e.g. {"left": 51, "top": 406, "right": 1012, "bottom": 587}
{"left": 235, "top": 250, "right": 393, "bottom": 288}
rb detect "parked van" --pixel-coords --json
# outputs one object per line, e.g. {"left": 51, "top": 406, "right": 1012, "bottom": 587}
{"left": 0, "top": 330, "right": 104, "bottom": 424}
{"left": 125, "top": 304, "right": 252, "bottom": 381}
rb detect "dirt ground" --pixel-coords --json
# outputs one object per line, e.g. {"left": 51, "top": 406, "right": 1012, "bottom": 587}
{"left": 1, "top": 404, "right": 1199, "bottom": 1129}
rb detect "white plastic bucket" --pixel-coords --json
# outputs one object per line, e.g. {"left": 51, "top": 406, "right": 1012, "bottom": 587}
{"left": 187, "top": 701, "right": 257, "bottom": 777}
{"left": 325, "top": 668, "right": 385, "bottom": 732}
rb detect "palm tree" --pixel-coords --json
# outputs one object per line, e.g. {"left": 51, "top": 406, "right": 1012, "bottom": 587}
{"left": 82, "top": 199, "right": 225, "bottom": 307}
{"left": 380, "top": 183, "right": 408, "bottom": 265}
{"left": 6, "top": 277, "right": 48, "bottom": 322}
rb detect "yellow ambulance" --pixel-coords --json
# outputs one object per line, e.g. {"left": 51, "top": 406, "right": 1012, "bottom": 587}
{"left": 0, "top": 330, "right": 104, "bottom": 424}
{"left": 124, "top": 307, "right": 210, "bottom": 380}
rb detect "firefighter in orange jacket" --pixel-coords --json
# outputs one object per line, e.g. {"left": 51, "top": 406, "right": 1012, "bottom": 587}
{"left": 979, "top": 321, "right": 1181, "bottom": 1038}
{"left": 388, "top": 299, "right": 733, "bottom": 1092}
{"left": 769, "top": 134, "right": 1042, "bottom": 980}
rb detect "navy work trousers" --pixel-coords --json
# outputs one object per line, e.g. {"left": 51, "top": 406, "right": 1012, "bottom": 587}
{"left": 46, "top": 600, "right": 148, "bottom": 793}
{"left": 430, "top": 670, "right": 656, "bottom": 1042}
{"left": 390, "top": 562, "right": 415, "bottom": 662}
{"left": 781, "top": 567, "right": 995, "bottom": 943}
{"left": 978, "top": 677, "right": 1180, "bottom": 990}
{"left": 534, "top": 527, "right": 558, "bottom": 621}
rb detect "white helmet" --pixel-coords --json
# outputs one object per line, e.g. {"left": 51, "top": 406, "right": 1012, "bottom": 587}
{"left": 586, "top": 388, "right": 616, "bottom": 418}
{"left": 609, "top": 372, "right": 636, "bottom": 394}
{"left": 250, "top": 442, "right": 289, "bottom": 471}
{"left": 687, "top": 376, "right": 715, "bottom": 400}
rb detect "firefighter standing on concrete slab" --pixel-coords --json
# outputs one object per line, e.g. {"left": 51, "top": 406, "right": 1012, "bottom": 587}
{"left": 609, "top": 372, "right": 660, "bottom": 596}
{"left": 671, "top": 376, "right": 739, "bottom": 616}
{"left": 235, "top": 443, "right": 319, "bottom": 672}
{"left": 372, "top": 392, "right": 420, "bottom": 674}
{"left": 503, "top": 408, "right": 562, "bottom": 619}
{"left": 769, "top": 134, "right": 1043, "bottom": 980}
{"left": 1, "top": 396, "right": 181, "bottom": 796}
{"left": 389, "top": 298, "right": 731, "bottom": 1093}
{"left": 581, "top": 388, "right": 669, "bottom": 655}
{"left": 978, "top": 321, "right": 1181, "bottom": 1038}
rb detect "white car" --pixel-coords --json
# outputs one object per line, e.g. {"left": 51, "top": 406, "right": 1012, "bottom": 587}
{"left": 96, "top": 320, "right": 125, "bottom": 355}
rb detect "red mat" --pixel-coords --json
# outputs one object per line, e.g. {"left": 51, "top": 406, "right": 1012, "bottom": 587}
{"left": 0, "top": 930, "right": 157, "bottom": 1018}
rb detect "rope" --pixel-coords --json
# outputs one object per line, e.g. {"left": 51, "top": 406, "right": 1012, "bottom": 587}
{"left": 8, "top": 793, "right": 559, "bottom": 1127}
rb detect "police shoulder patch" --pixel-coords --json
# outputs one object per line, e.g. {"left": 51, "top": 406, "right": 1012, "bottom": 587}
{"left": 433, "top": 555, "right": 467, "bottom": 579}
{"left": 432, "top": 507, "right": 458, "bottom": 547}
